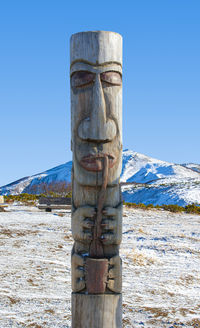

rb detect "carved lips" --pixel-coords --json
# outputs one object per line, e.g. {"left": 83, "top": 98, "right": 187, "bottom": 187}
{"left": 80, "top": 154, "right": 116, "bottom": 172}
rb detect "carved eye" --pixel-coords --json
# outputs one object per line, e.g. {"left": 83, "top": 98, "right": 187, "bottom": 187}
{"left": 71, "top": 71, "right": 95, "bottom": 88}
{"left": 100, "top": 71, "right": 122, "bottom": 86}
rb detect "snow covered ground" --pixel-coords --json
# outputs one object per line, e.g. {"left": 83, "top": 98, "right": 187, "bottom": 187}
{"left": 0, "top": 205, "right": 199, "bottom": 327}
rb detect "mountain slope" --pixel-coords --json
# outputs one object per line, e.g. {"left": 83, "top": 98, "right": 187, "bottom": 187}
{"left": 181, "top": 163, "right": 200, "bottom": 173}
{"left": 1, "top": 150, "right": 200, "bottom": 206}
{"left": 121, "top": 150, "right": 200, "bottom": 205}
{"left": 121, "top": 149, "right": 200, "bottom": 184}
{"left": 0, "top": 162, "right": 72, "bottom": 195}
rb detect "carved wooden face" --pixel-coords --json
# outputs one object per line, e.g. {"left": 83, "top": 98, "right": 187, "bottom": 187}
{"left": 71, "top": 62, "right": 122, "bottom": 186}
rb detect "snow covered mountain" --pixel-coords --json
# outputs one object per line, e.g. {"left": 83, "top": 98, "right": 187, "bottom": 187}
{"left": 1, "top": 149, "right": 200, "bottom": 206}
{"left": 0, "top": 162, "right": 72, "bottom": 196}
{"left": 121, "top": 150, "right": 200, "bottom": 205}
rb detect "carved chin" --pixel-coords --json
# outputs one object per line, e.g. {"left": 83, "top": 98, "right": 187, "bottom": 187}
{"left": 80, "top": 154, "right": 116, "bottom": 172}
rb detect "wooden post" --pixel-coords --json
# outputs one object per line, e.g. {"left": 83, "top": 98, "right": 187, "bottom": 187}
{"left": 70, "top": 31, "right": 123, "bottom": 328}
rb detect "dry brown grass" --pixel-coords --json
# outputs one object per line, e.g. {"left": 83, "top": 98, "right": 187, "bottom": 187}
{"left": 63, "top": 234, "right": 72, "bottom": 241}
{"left": 44, "top": 308, "right": 55, "bottom": 314}
{"left": 167, "top": 291, "right": 175, "bottom": 297}
{"left": 138, "top": 227, "right": 146, "bottom": 234}
{"left": 0, "top": 229, "right": 13, "bottom": 237}
{"left": 127, "top": 248, "right": 156, "bottom": 266}
{"left": 27, "top": 324, "right": 43, "bottom": 328}
{"left": 143, "top": 306, "right": 169, "bottom": 318}
{"left": 122, "top": 317, "right": 132, "bottom": 326}
{"left": 0, "top": 228, "right": 39, "bottom": 238}
{"left": 172, "top": 246, "right": 199, "bottom": 256}
{"left": 176, "top": 274, "right": 199, "bottom": 286}
{"left": 36, "top": 266, "right": 42, "bottom": 272}
{"left": 27, "top": 278, "right": 38, "bottom": 286}
{"left": 8, "top": 296, "right": 20, "bottom": 305}
{"left": 13, "top": 241, "right": 22, "bottom": 248}
{"left": 186, "top": 318, "right": 200, "bottom": 327}
{"left": 57, "top": 244, "right": 63, "bottom": 249}
{"left": 179, "top": 307, "right": 196, "bottom": 316}
{"left": 56, "top": 212, "right": 65, "bottom": 217}
{"left": 178, "top": 233, "right": 200, "bottom": 242}
{"left": 122, "top": 304, "right": 135, "bottom": 327}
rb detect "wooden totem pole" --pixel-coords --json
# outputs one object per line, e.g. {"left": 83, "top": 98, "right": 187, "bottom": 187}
{"left": 70, "top": 31, "right": 123, "bottom": 328}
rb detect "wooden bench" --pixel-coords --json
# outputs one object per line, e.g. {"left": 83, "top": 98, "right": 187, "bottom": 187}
{"left": 38, "top": 197, "right": 71, "bottom": 212}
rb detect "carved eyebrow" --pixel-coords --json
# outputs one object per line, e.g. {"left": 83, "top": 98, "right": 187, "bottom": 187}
{"left": 70, "top": 59, "right": 122, "bottom": 69}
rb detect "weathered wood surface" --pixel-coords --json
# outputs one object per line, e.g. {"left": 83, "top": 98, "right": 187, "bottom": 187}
{"left": 85, "top": 258, "right": 108, "bottom": 294}
{"left": 70, "top": 31, "right": 123, "bottom": 327}
{"left": 70, "top": 31, "right": 122, "bottom": 69}
{"left": 72, "top": 293, "right": 122, "bottom": 328}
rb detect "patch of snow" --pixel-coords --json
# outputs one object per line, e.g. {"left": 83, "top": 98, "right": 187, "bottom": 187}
{"left": 0, "top": 205, "right": 199, "bottom": 327}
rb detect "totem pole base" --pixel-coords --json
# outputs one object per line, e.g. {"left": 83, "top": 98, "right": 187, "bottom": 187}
{"left": 71, "top": 293, "right": 122, "bottom": 328}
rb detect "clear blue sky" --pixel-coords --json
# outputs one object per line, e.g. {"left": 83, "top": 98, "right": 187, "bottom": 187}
{"left": 1, "top": 0, "right": 200, "bottom": 186}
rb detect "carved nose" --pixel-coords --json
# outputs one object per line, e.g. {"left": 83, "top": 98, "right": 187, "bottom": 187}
{"left": 91, "top": 74, "right": 106, "bottom": 136}
{"left": 78, "top": 74, "right": 116, "bottom": 142}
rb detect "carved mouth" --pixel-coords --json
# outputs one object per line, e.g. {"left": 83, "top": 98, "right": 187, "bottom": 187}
{"left": 80, "top": 154, "right": 116, "bottom": 172}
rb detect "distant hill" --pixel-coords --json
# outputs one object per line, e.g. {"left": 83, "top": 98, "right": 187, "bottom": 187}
{"left": 1, "top": 149, "right": 200, "bottom": 206}
{"left": 0, "top": 162, "right": 72, "bottom": 195}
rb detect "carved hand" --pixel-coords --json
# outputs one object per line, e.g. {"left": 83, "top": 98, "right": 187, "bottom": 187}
{"left": 101, "top": 205, "right": 122, "bottom": 245}
{"left": 107, "top": 255, "right": 122, "bottom": 293}
{"left": 71, "top": 253, "right": 85, "bottom": 292}
{"left": 72, "top": 206, "right": 96, "bottom": 243}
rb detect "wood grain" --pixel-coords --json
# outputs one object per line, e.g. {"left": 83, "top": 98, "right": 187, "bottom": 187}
{"left": 72, "top": 293, "right": 122, "bottom": 328}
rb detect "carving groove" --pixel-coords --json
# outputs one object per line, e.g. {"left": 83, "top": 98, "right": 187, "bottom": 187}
{"left": 89, "top": 155, "right": 108, "bottom": 258}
